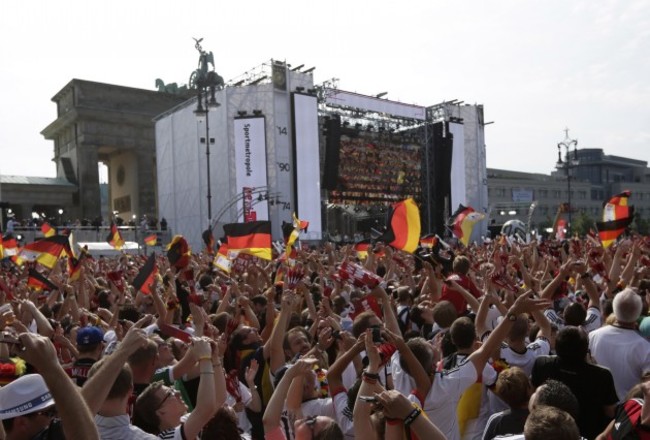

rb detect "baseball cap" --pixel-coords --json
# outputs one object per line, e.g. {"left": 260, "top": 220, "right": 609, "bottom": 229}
{"left": 0, "top": 374, "right": 55, "bottom": 420}
{"left": 77, "top": 326, "right": 104, "bottom": 347}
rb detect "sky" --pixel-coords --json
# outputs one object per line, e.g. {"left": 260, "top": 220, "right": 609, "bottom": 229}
{"left": 1, "top": 0, "right": 648, "bottom": 179}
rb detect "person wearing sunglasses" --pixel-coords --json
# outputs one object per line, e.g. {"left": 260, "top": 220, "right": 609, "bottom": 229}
{"left": 0, "top": 333, "right": 98, "bottom": 440}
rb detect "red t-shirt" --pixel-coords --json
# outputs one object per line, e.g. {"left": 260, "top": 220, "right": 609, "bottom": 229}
{"left": 441, "top": 273, "right": 482, "bottom": 315}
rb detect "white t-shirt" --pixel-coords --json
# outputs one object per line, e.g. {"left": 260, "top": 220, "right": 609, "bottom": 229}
{"left": 544, "top": 307, "right": 602, "bottom": 333}
{"left": 331, "top": 389, "right": 355, "bottom": 440}
{"left": 224, "top": 381, "right": 253, "bottom": 433}
{"left": 589, "top": 324, "right": 650, "bottom": 400}
{"left": 408, "top": 359, "right": 478, "bottom": 440}
{"left": 498, "top": 338, "right": 550, "bottom": 376}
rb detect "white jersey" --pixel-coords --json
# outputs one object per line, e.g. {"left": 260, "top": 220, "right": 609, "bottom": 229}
{"left": 408, "top": 359, "right": 478, "bottom": 440}
{"left": 544, "top": 307, "right": 602, "bottom": 333}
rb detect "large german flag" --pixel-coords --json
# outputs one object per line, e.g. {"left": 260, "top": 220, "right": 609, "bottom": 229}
{"left": 378, "top": 198, "right": 420, "bottom": 253}
{"left": 106, "top": 223, "right": 125, "bottom": 250}
{"left": 166, "top": 235, "right": 191, "bottom": 269}
{"left": 18, "top": 235, "right": 71, "bottom": 269}
{"left": 450, "top": 204, "right": 485, "bottom": 247}
{"left": 597, "top": 191, "right": 634, "bottom": 248}
{"left": 132, "top": 253, "right": 158, "bottom": 294}
{"left": 27, "top": 269, "right": 58, "bottom": 292}
{"left": 224, "top": 221, "right": 272, "bottom": 260}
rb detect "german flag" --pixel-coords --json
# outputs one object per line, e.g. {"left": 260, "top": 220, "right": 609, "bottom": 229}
{"left": 420, "top": 234, "right": 438, "bottom": 249}
{"left": 41, "top": 222, "right": 56, "bottom": 238}
{"left": 378, "top": 198, "right": 421, "bottom": 253}
{"left": 1, "top": 234, "right": 18, "bottom": 257}
{"left": 144, "top": 234, "right": 157, "bottom": 247}
{"left": 18, "top": 235, "right": 71, "bottom": 269}
{"left": 450, "top": 204, "right": 485, "bottom": 247}
{"left": 27, "top": 269, "right": 58, "bottom": 292}
{"left": 354, "top": 239, "right": 371, "bottom": 260}
{"left": 132, "top": 253, "right": 158, "bottom": 294}
{"left": 106, "top": 222, "right": 124, "bottom": 250}
{"left": 598, "top": 191, "right": 634, "bottom": 248}
{"left": 166, "top": 235, "right": 191, "bottom": 269}
{"left": 68, "top": 256, "right": 83, "bottom": 282}
{"left": 213, "top": 243, "right": 232, "bottom": 273}
{"left": 224, "top": 221, "right": 272, "bottom": 260}
{"left": 202, "top": 229, "right": 215, "bottom": 255}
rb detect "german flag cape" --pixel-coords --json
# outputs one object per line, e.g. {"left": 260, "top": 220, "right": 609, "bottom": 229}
{"left": 378, "top": 198, "right": 420, "bottom": 253}
{"left": 27, "top": 269, "right": 58, "bottom": 292}
{"left": 132, "top": 253, "right": 158, "bottom": 294}
{"left": 223, "top": 221, "right": 272, "bottom": 261}
{"left": 449, "top": 204, "right": 485, "bottom": 247}
{"left": 597, "top": 191, "right": 634, "bottom": 248}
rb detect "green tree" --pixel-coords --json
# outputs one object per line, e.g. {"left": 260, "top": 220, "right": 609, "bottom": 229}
{"left": 571, "top": 211, "right": 595, "bottom": 237}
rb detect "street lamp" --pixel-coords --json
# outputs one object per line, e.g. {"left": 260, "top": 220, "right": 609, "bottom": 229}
{"left": 556, "top": 128, "right": 578, "bottom": 236}
{"left": 191, "top": 38, "right": 223, "bottom": 228}
{"left": 58, "top": 208, "right": 63, "bottom": 226}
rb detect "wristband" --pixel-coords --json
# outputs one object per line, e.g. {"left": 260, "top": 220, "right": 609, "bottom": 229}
{"left": 198, "top": 356, "right": 212, "bottom": 362}
{"left": 200, "top": 370, "right": 215, "bottom": 375}
{"left": 362, "top": 371, "right": 380, "bottom": 380}
{"left": 403, "top": 407, "right": 422, "bottom": 427}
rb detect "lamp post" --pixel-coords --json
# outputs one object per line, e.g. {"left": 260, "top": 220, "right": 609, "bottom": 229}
{"left": 58, "top": 209, "right": 63, "bottom": 226}
{"left": 556, "top": 128, "right": 578, "bottom": 236}
{"left": 191, "top": 38, "right": 223, "bottom": 228}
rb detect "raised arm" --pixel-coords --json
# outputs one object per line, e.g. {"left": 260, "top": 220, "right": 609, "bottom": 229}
{"left": 19, "top": 333, "right": 99, "bottom": 440}
{"left": 262, "top": 358, "right": 317, "bottom": 432}
{"left": 376, "top": 390, "right": 445, "bottom": 440}
{"left": 81, "top": 316, "right": 149, "bottom": 414}
{"left": 469, "top": 292, "right": 550, "bottom": 374}
{"left": 268, "top": 291, "right": 294, "bottom": 373}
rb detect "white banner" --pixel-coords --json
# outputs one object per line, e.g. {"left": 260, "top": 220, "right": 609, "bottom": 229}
{"left": 292, "top": 93, "right": 322, "bottom": 240}
{"left": 449, "top": 121, "right": 466, "bottom": 210}
{"left": 233, "top": 117, "right": 269, "bottom": 221}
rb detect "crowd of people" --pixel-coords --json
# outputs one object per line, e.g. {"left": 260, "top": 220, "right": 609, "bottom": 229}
{"left": 0, "top": 231, "right": 649, "bottom": 440}
{"left": 330, "top": 136, "right": 422, "bottom": 205}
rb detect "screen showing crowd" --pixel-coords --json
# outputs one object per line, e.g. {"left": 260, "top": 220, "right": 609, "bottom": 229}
{"left": 329, "top": 134, "right": 422, "bottom": 205}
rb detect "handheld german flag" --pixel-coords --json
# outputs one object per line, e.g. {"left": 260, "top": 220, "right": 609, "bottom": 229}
{"left": 202, "top": 229, "right": 215, "bottom": 255}
{"left": 354, "top": 239, "right": 371, "bottom": 260}
{"left": 166, "top": 235, "right": 191, "bottom": 269}
{"left": 18, "top": 235, "right": 72, "bottom": 269}
{"left": 224, "top": 221, "right": 272, "bottom": 260}
{"left": 132, "top": 253, "right": 158, "bottom": 294}
{"left": 27, "top": 269, "right": 58, "bottom": 292}
{"left": 449, "top": 204, "right": 485, "bottom": 247}
{"left": 106, "top": 223, "right": 125, "bottom": 250}
{"left": 213, "top": 243, "right": 232, "bottom": 273}
{"left": 420, "top": 234, "right": 438, "bottom": 249}
{"left": 41, "top": 222, "right": 56, "bottom": 238}
{"left": 144, "top": 234, "right": 157, "bottom": 247}
{"left": 378, "top": 198, "right": 421, "bottom": 253}
{"left": 283, "top": 213, "right": 309, "bottom": 260}
{"left": 1, "top": 234, "right": 18, "bottom": 257}
{"left": 596, "top": 191, "right": 634, "bottom": 248}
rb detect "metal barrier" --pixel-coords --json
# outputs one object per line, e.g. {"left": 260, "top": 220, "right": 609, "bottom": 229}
{"left": 11, "top": 226, "right": 173, "bottom": 248}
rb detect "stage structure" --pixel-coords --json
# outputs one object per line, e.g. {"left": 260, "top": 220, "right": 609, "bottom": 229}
{"left": 155, "top": 60, "right": 322, "bottom": 250}
{"left": 155, "top": 61, "right": 488, "bottom": 249}
{"left": 318, "top": 88, "right": 488, "bottom": 243}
